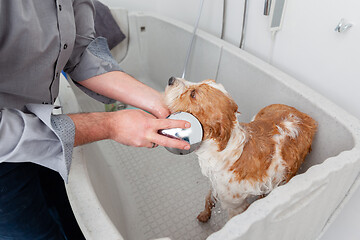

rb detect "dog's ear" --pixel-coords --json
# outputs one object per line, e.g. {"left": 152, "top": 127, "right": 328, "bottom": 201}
{"left": 201, "top": 97, "right": 238, "bottom": 151}
{"left": 212, "top": 121, "right": 233, "bottom": 152}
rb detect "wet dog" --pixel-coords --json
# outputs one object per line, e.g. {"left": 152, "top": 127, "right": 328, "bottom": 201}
{"left": 164, "top": 77, "right": 317, "bottom": 222}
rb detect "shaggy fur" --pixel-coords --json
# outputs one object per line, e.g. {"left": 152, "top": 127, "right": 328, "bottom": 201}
{"left": 164, "top": 78, "right": 317, "bottom": 222}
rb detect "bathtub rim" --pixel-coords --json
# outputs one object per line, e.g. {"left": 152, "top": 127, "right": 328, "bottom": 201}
{"left": 58, "top": 76, "right": 124, "bottom": 240}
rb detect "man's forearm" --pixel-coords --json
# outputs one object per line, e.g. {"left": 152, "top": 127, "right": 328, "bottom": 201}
{"left": 77, "top": 71, "right": 169, "bottom": 118}
{"left": 68, "top": 112, "right": 112, "bottom": 147}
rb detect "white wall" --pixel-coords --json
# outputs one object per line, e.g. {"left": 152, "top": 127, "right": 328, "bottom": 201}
{"left": 244, "top": 0, "right": 360, "bottom": 120}
{"left": 100, "top": 0, "right": 360, "bottom": 120}
{"left": 100, "top": 0, "right": 224, "bottom": 38}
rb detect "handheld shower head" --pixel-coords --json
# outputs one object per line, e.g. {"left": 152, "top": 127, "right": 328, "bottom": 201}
{"left": 158, "top": 112, "right": 203, "bottom": 155}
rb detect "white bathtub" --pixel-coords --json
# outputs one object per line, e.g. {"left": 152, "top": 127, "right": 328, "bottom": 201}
{"left": 58, "top": 9, "right": 360, "bottom": 240}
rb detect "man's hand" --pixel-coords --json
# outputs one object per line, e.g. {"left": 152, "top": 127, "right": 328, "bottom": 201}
{"left": 68, "top": 109, "right": 191, "bottom": 150}
{"left": 108, "top": 109, "right": 190, "bottom": 149}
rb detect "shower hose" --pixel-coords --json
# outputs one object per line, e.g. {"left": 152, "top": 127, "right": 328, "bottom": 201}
{"left": 181, "top": 0, "right": 206, "bottom": 79}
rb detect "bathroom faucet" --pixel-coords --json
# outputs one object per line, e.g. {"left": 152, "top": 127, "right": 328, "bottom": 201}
{"left": 264, "top": 0, "right": 272, "bottom": 15}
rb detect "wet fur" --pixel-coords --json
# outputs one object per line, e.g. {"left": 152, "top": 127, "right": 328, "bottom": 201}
{"left": 164, "top": 78, "right": 317, "bottom": 221}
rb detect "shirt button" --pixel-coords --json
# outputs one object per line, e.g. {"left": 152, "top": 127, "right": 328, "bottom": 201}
{"left": 63, "top": 44, "right": 68, "bottom": 49}
{"left": 59, "top": 5, "right": 62, "bottom": 11}
{"left": 56, "top": 72, "right": 59, "bottom": 78}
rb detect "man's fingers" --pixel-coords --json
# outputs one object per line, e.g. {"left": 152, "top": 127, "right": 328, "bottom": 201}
{"left": 153, "top": 118, "right": 191, "bottom": 130}
{"left": 150, "top": 133, "right": 190, "bottom": 150}
{"left": 144, "top": 117, "right": 192, "bottom": 149}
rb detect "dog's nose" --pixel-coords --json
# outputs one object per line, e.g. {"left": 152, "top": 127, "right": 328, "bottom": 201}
{"left": 168, "top": 77, "right": 176, "bottom": 86}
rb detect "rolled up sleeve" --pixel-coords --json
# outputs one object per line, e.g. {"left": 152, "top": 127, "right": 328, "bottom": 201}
{"left": 66, "top": 36, "right": 122, "bottom": 82}
{"left": 64, "top": 0, "right": 121, "bottom": 104}
{"left": 0, "top": 104, "right": 75, "bottom": 182}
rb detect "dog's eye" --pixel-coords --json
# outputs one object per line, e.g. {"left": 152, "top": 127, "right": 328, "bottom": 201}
{"left": 190, "top": 89, "right": 196, "bottom": 99}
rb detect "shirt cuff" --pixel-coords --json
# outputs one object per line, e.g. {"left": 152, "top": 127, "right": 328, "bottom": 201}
{"left": 51, "top": 114, "right": 75, "bottom": 182}
{"left": 66, "top": 37, "right": 121, "bottom": 104}
{"left": 67, "top": 36, "right": 122, "bottom": 82}
{"left": 26, "top": 104, "right": 75, "bottom": 182}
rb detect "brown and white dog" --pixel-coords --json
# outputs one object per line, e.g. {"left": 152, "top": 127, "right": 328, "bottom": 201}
{"left": 164, "top": 77, "right": 317, "bottom": 222}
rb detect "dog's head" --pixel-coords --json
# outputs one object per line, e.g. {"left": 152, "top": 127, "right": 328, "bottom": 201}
{"left": 164, "top": 77, "right": 238, "bottom": 151}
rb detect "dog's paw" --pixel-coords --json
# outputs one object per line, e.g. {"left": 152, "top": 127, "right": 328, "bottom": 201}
{"left": 197, "top": 210, "right": 211, "bottom": 223}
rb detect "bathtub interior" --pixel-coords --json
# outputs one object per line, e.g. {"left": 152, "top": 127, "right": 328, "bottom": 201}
{"left": 64, "top": 11, "right": 357, "bottom": 240}
{"left": 118, "top": 13, "right": 355, "bottom": 170}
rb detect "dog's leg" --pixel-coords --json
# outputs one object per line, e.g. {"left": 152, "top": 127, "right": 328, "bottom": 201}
{"left": 197, "top": 190, "right": 216, "bottom": 223}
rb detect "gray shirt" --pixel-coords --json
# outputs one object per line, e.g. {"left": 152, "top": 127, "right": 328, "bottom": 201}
{"left": 0, "top": 0, "right": 121, "bottom": 181}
